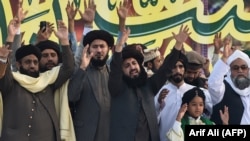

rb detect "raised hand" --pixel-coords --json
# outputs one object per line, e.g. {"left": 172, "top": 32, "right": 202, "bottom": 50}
{"left": 203, "top": 58, "right": 210, "bottom": 78}
{"left": 157, "top": 88, "right": 169, "bottom": 110}
{"left": 176, "top": 103, "right": 188, "bottom": 121}
{"left": 80, "top": 44, "right": 93, "bottom": 70}
{"left": 8, "top": 18, "right": 19, "bottom": 37}
{"left": 66, "top": 1, "right": 78, "bottom": 21}
{"left": 66, "top": 0, "right": 78, "bottom": 33}
{"left": 0, "top": 45, "right": 12, "bottom": 60}
{"left": 219, "top": 105, "right": 229, "bottom": 125}
{"left": 36, "top": 22, "right": 54, "bottom": 44}
{"left": 117, "top": 0, "right": 129, "bottom": 20}
{"left": 172, "top": 25, "right": 192, "bottom": 50}
{"left": 15, "top": 0, "right": 28, "bottom": 27}
{"left": 223, "top": 34, "right": 232, "bottom": 48}
{"left": 54, "top": 20, "right": 69, "bottom": 45}
{"left": 79, "top": 0, "right": 96, "bottom": 27}
{"left": 117, "top": 0, "right": 130, "bottom": 31}
{"left": 0, "top": 45, "right": 12, "bottom": 78}
{"left": 6, "top": 18, "right": 20, "bottom": 42}
{"left": 221, "top": 43, "right": 232, "bottom": 63}
{"left": 213, "top": 32, "right": 223, "bottom": 54}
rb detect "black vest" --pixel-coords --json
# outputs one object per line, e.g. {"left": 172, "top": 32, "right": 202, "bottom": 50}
{"left": 211, "top": 80, "right": 244, "bottom": 124}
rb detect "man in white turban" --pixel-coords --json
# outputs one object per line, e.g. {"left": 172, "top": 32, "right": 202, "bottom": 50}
{"left": 208, "top": 45, "right": 250, "bottom": 124}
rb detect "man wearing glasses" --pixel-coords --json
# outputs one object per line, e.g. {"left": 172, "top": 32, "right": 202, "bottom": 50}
{"left": 208, "top": 44, "right": 250, "bottom": 125}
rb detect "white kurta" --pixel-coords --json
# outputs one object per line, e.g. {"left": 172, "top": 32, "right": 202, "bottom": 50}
{"left": 208, "top": 58, "right": 250, "bottom": 124}
{"left": 155, "top": 82, "right": 212, "bottom": 141}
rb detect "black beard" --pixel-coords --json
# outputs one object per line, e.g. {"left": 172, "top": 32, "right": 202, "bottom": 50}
{"left": 170, "top": 73, "right": 184, "bottom": 84}
{"left": 123, "top": 66, "right": 147, "bottom": 87}
{"left": 39, "top": 61, "right": 58, "bottom": 72}
{"left": 91, "top": 54, "right": 109, "bottom": 67}
{"left": 19, "top": 66, "right": 39, "bottom": 78}
{"left": 232, "top": 75, "right": 250, "bottom": 90}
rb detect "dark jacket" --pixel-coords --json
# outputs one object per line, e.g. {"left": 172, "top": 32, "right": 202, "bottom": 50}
{"left": 0, "top": 45, "right": 74, "bottom": 141}
{"left": 108, "top": 48, "right": 182, "bottom": 141}
{"left": 68, "top": 65, "right": 110, "bottom": 141}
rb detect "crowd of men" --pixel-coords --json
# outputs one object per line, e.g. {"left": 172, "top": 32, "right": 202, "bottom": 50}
{"left": 0, "top": 0, "right": 250, "bottom": 141}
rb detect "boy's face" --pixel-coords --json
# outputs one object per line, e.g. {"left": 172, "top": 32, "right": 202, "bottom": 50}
{"left": 187, "top": 96, "right": 204, "bottom": 118}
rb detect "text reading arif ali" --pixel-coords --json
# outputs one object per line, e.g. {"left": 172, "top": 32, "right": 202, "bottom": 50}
{"left": 185, "top": 125, "right": 250, "bottom": 141}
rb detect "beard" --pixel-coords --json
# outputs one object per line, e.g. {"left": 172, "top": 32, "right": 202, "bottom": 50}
{"left": 232, "top": 75, "right": 250, "bottom": 90}
{"left": 123, "top": 66, "right": 147, "bottom": 87}
{"left": 170, "top": 73, "right": 184, "bottom": 84}
{"left": 39, "top": 61, "right": 58, "bottom": 72}
{"left": 91, "top": 54, "right": 109, "bottom": 67}
{"left": 19, "top": 66, "right": 39, "bottom": 78}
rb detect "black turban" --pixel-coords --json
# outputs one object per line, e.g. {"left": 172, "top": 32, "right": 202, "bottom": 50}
{"left": 36, "top": 40, "right": 62, "bottom": 62}
{"left": 15, "top": 44, "right": 42, "bottom": 61}
{"left": 83, "top": 30, "right": 114, "bottom": 47}
{"left": 178, "top": 52, "right": 188, "bottom": 69}
{"left": 122, "top": 45, "right": 144, "bottom": 65}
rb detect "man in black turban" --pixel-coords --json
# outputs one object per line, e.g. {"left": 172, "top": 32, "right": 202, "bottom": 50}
{"left": 0, "top": 19, "right": 75, "bottom": 141}
{"left": 82, "top": 30, "right": 114, "bottom": 67}
{"left": 108, "top": 25, "right": 191, "bottom": 141}
{"left": 15, "top": 44, "right": 42, "bottom": 77}
{"left": 121, "top": 44, "right": 147, "bottom": 87}
{"left": 68, "top": 29, "right": 114, "bottom": 141}
{"left": 36, "top": 40, "right": 62, "bottom": 72}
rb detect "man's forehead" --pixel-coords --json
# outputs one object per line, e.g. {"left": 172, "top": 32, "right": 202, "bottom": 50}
{"left": 123, "top": 58, "right": 137, "bottom": 64}
{"left": 91, "top": 39, "right": 108, "bottom": 45}
{"left": 41, "top": 48, "right": 57, "bottom": 53}
{"left": 21, "top": 54, "right": 39, "bottom": 61}
{"left": 176, "top": 61, "right": 184, "bottom": 65}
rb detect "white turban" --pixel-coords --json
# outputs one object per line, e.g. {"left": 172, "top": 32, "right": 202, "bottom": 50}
{"left": 225, "top": 50, "right": 250, "bottom": 96}
{"left": 227, "top": 50, "right": 250, "bottom": 66}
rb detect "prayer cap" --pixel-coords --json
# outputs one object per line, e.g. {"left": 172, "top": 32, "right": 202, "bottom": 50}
{"left": 143, "top": 48, "right": 161, "bottom": 62}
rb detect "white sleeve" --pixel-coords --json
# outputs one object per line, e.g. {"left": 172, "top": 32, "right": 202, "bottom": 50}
{"left": 166, "top": 120, "right": 184, "bottom": 141}
{"left": 211, "top": 53, "right": 220, "bottom": 66}
{"left": 202, "top": 88, "right": 213, "bottom": 115}
{"left": 208, "top": 59, "right": 229, "bottom": 105}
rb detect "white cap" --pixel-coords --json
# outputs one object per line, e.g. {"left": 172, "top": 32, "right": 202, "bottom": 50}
{"left": 143, "top": 48, "right": 161, "bottom": 62}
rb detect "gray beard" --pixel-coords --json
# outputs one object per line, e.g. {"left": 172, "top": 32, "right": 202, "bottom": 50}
{"left": 232, "top": 75, "right": 250, "bottom": 90}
